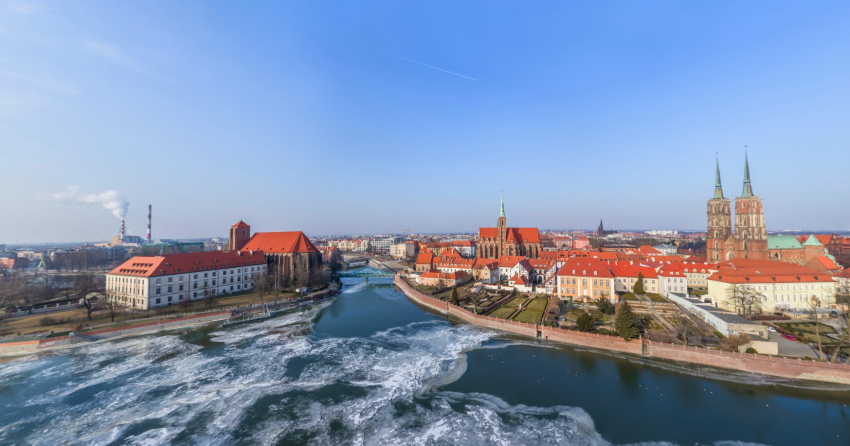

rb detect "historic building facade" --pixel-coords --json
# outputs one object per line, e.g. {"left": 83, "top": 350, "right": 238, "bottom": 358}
{"left": 706, "top": 154, "right": 769, "bottom": 262}
{"left": 230, "top": 221, "right": 323, "bottom": 287}
{"left": 477, "top": 195, "right": 542, "bottom": 259}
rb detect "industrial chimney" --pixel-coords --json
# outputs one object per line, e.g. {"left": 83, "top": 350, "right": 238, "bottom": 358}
{"left": 120, "top": 219, "right": 125, "bottom": 242}
{"left": 147, "top": 204, "right": 152, "bottom": 244}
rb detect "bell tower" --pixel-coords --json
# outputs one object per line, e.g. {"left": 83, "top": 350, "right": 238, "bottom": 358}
{"left": 706, "top": 155, "right": 732, "bottom": 262}
{"left": 229, "top": 220, "right": 251, "bottom": 251}
{"left": 497, "top": 193, "right": 507, "bottom": 258}
{"left": 733, "top": 151, "right": 768, "bottom": 260}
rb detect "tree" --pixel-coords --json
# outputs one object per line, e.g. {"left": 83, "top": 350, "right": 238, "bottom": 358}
{"left": 103, "top": 299, "right": 124, "bottom": 323}
{"left": 677, "top": 316, "right": 698, "bottom": 346}
{"left": 180, "top": 292, "right": 193, "bottom": 312}
{"left": 576, "top": 312, "right": 595, "bottom": 332}
{"left": 807, "top": 295, "right": 825, "bottom": 361}
{"left": 719, "top": 333, "right": 751, "bottom": 352}
{"left": 596, "top": 298, "right": 614, "bottom": 315}
{"left": 633, "top": 273, "right": 645, "bottom": 295}
{"left": 724, "top": 285, "right": 763, "bottom": 317}
{"left": 81, "top": 295, "right": 101, "bottom": 321}
{"left": 450, "top": 288, "right": 459, "bottom": 305}
{"left": 74, "top": 273, "right": 100, "bottom": 303}
{"left": 614, "top": 301, "right": 640, "bottom": 341}
{"left": 831, "top": 292, "right": 849, "bottom": 364}
{"left": 204, "top": 288, "right": 216, "bottom": 309}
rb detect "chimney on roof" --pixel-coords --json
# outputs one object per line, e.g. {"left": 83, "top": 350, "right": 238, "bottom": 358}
{"left": 120, "top": 219, "right": 125, "bottom": 242}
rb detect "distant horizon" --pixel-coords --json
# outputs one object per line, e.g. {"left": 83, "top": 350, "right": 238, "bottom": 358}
{"left": 6, "top": 228, "right": 850, "bottom": 248}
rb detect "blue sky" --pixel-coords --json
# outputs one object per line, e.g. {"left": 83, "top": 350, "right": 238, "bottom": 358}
{"left": 1, "top": 1, "right": 849, "bottom": 243}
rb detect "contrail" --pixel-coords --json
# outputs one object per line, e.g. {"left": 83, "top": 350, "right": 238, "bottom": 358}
{"left": 381, "top": 52, "right": 476, "bottom": 81}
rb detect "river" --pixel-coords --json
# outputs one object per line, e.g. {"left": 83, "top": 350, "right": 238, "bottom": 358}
{"left": 1, "top": 273, "right": 848, "bottom": 445}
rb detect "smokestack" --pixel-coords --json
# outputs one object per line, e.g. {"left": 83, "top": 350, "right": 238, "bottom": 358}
{"left": 147, "top": 204, "right": 152, "bottom": 244}
{"left": 120, "top": 219, "right": 125, "bottom": 242}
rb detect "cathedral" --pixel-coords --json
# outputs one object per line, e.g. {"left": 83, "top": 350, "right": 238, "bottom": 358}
{"left": 477, "top": 194, "right": 542, "bottom": 259}
{"left": 706, "top": 153, "right": 769, "bottom": 262}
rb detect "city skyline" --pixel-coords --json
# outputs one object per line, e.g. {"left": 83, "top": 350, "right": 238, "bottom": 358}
{"left": 2, "top": 1, "right": 850, "bottom": 242}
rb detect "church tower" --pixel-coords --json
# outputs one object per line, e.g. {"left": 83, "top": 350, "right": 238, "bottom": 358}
{"left": 733, "top": 152, "right": 768, "bottom": 260}
{"left": 706, "top": 156, "right": 732, "bottom": 262}
{"left": 229, "top": 220, "right": 251, "bottom": 251}
{"left": 496, "top": 193, "right": 507, "bottom": 258}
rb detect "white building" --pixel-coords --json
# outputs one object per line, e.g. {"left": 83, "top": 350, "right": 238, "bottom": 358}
{"left": 652, "top": 244, "right": 679, "bottom": 256}
{"left": 390, "top": 241, "right": 417, "bottom": 260}
{"left": 706, "top": 259, "right": 836, "bottom": 313}
{"left": 371, "top": 237, "right": 401, "bottom": 256}
{"left": 658, "top": 264, "right": 689, "bottom": 297}
{"left": 106, "top": 250, "right": 267, "bottom": 310}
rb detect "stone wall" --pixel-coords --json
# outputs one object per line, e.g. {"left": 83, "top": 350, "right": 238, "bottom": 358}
{"left": 395, "top": 275, "right": 850, "bottom": 385}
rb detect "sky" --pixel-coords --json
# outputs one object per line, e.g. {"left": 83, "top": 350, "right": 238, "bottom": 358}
{"left": 1, "top": 0, "right": 849, "bottom": 243}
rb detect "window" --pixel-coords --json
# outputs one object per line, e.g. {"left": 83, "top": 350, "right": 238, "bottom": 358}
{"left": 167, "top": 286, "right": 173, "bottom": 293}
{"left": 179, "top": 285, "right": 184, "bottom": 291}
{"left": 156, "top": 278, "right": 161, "bottom": 284}
{"left": 156, "top": 288, "right": 161, "bottom": 295}
{"left": 156, "top": 298, "right": 161, "bottom": 304}
{"left": 204, "top": 273, "right": 208, "bottom": 278}
{"left": 168, "top": 296, "right": 172, "bottom": 302}
{"left": 193, "top": 283, "right": 197, "bottom": 289}
{"left": 168, "top": 277, "right": 173, "bottom": 283}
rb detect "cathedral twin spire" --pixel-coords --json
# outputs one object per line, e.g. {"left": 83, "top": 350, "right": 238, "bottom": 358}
{"left": 713, "top": 151, "right": 754, "bottom": 199}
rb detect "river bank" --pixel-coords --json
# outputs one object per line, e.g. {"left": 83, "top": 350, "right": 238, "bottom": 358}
{"left": 0, "top": 286, "right": 340, "bottom": 357}
{"left": 395, "top": 275, "right": 850, "bottom": 385}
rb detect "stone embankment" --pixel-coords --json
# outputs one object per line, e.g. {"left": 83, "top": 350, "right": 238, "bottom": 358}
{"left": 395, "top": 275, "right": 850, "bottom": 385}
{"left": 0, "top": 286, "right": 342, "bottom": 357}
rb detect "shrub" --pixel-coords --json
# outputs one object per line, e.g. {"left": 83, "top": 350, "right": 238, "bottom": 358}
{"left": 576, "top": 312, "right": 595, "bottom": 332}
{"left": 39, "top": 317, "right": 56, "bottom": 326}
{"left": 713, "top": 330, "right": 725, "bottom": 339}
{"left": 745, "top": 347, "right": 758, "bottom": 354}
{"left": 614, "top": 301, "right": 640, "bottom": 341}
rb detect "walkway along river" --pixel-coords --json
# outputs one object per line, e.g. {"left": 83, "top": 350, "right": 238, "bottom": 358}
{"left": 394, "top": 275, "right": 850, "bottom": 385}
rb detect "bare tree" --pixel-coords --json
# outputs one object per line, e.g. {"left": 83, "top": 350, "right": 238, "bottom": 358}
{"left": 74, "top": 273, "right": 100, "bottom": 303}
{"left": 103, "top": 299, "right": 124, "bottom": 323}
{"left": 204, "top": 288, "right": 216, "bottom": 309}
{"left": 677, "top": 316, "right": 699, "bottom": 346}
{"left": 180, "top": 292, "right": 193, "bottom": 312}
{"left": 34, "top": 274, "right": 62, "bottom": 303}
{"left": 719, "top": 333, "right": 751, "bottom": 352}
{"left": 807, "top": 295, "right": 825, "bottom": 360}
{"left": 832, "top": 292, "right": 849, "bottom": 364}
{"left": 81, "top": 295, "right": 101, "bottom": 321}
{"left": 725, "top": 285, "right": 763, "bottom": 317}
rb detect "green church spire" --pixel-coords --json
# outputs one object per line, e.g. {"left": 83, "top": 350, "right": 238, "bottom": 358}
{"left": 713, "top": 154, "right": 724, "bottom": 199}
{"left": 741, "top": 149, "right": 754, "bottom": 197}
{"left": 500, "top": 191, "right": 505, "bottom": 217}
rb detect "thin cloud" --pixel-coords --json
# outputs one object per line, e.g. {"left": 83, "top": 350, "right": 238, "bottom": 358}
{"left": 381, "top": 52, "right": 476, "bottom": 81}
{"left": 81, "top": 39, "right": 149, "bottom": 75}
{"left": 0, "top": 70, "right": 78, "bottom": 95}
{"left": 3, "top": 0, "right": 46, "bottom": 15}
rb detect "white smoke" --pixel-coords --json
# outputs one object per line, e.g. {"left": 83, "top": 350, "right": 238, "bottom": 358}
{"left": 49, "top": 185, "right": 129, "bottom": 220}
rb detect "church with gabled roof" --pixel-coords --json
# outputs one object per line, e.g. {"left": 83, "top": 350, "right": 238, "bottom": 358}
{"left": 477, "top": 194, "right": 542, "bottom": 259}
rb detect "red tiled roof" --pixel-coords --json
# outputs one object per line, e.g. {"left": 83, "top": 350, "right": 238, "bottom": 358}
{"left": 638, "top": 245, "right": 662, "bottom": 255}
{"left": 241, "top": 231, "right": 318, "bottom": 254}
{"left": 509, "top": 274, "right": 530, "bottom": 285}
{"left": 478, "top": 227, "right": 541, "bottom": 244}
{"left": 556, "top": 258, "right": 614, "bottom": 278}
{"left": 110, "top": 250, "right": 266, "bottom": 277}
{"left": 611, "top": 264, "right": 658, "bottom": 279}
{"left": 421, "top": 271, "right": 469, "bottom": 280}
{"left": 231, "top": 220, "right": 250, "bottom": 228}
{"left": 498, "top": 255, "right": 527, "bottom": 268}
{"left": 708, "top": 258, "right": 834, "bottom": 284}
{"left": 415, "top": 249, "right": 435, "bottom": 265}
{"left": 809, "top": 256, "right": 840, "bottom": 271}
{"left": 528, "top": 259, "right": 555, "bottom": 269}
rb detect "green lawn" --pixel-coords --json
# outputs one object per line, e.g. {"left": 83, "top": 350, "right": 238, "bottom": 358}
{"left": 489, "top": 307, "right": 516, "bottom": 319}
{"left": 646, "top": 293, "right": 668, "bottom": 302}
{"left": 513, "top": 309, "right": 544, "bottom": 324}
{"left": 523, "top": 298, "right": 548, "bottom": 312}
{"left": 620, "top": 293, "right": 638, "bottom": 301}
{"left": 486, "top": 296, "right": 528, "bottom": 319}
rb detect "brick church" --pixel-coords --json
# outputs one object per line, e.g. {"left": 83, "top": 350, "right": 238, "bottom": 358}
{"left": 706, "top": 153, "right": 769, "bottom": 262}
{"left": 477, "top": 194, "right": 542, "bottom": 259}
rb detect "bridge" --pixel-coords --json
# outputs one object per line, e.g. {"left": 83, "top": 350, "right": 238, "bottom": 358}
{"left": 338, "top": 264, "right": 396, "bottom": 278}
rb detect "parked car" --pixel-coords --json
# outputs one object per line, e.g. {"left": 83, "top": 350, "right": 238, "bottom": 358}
{"left": 782, "top": 334, "right": 797, "bottom": 341}
{"left": 767, "top": 326, "right": 776, "bottom": 332}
